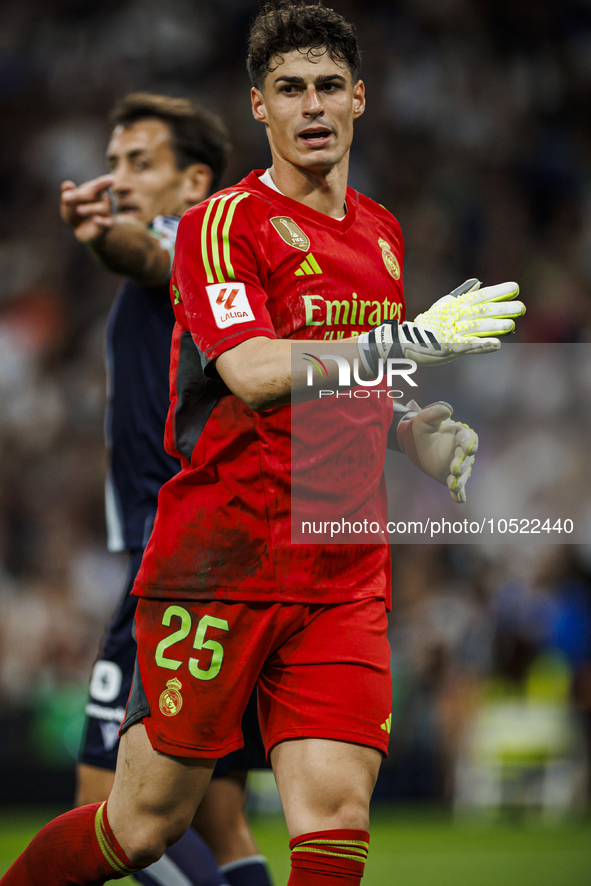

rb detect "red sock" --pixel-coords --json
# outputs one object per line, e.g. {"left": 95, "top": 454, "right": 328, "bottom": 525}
{"left": 287, "top": 829, "right": 370, "bottom": 885}
{"left": 1, "top": 801, "right": 142, "bottom": 885}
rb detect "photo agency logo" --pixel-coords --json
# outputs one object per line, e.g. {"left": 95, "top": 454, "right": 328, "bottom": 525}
{"left": 302, "top": 353, "right": 418, "bottom": 398}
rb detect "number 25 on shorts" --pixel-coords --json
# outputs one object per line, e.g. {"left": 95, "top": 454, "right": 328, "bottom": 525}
{"left": 154, "top": 606, "right": 229, "bottom": 681}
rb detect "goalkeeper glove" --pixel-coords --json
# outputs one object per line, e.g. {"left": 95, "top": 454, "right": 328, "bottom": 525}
{"left": 393, "top": 400, "right": 478, "bottom": 503}
{"left": 358, "top": 278, "right": 524, "bottom": 371}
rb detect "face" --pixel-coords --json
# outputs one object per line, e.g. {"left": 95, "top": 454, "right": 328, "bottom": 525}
{"left": 106, "top": 118, "right": 210, "bottom": 224}
{"left": 251, "top": 48, "right": 365, "bottom": 173}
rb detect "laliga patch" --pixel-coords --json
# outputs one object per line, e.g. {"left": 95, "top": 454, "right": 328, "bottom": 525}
{"left": 270, "top": 217, "right": 310, "bottom": 251}
{"left": 206, "top": 281, "right": 254, "bottom": 329}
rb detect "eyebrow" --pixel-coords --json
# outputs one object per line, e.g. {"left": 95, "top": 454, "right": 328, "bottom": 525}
{"left": 273, "top": 74, "right": 347, "bottom": 87}
{"left": 106, "top": 148, "right": 150, "bottom": 163}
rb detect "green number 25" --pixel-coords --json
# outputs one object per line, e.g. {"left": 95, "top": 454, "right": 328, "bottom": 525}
{"left": 155, "top": 606, "right": 229, "bottom": 681}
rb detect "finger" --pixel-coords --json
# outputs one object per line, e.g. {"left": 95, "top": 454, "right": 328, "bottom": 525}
{"left": 62, "top": 174, "right": 114, "bottom": 202}
{"left": 454, "top": 464, "right": 472, "bottom": 491}
{"left": 450, "top": 451, "right": 474, "bottom": 478}
{"left": 79, "top": 173, "right": 114, "bottom": 195}
{"left": 460, "top": 318, "right": 516, "bottom": 336}
{"left": 93, "top": 215, "right": 114, "bottom": 228}
{"left": 448, "top": 279, "right": 481, "bottom": 298}
{"left": 477, "top": 281, "right": 520, "bottom": 302}
{"left": 76, "top": 200, "right": 112, "bottom": 217}
{"left": 448, "top": 462, "right": 473, "bottom": 501}
{"left": 455, "top": 425, "right": 478, "bottom": 455}
{"left": 416, "top": 401, "right": 453, "bottom": 428}
{"left": 460, "top": 338, "right": 501, "bottom": 354}
{"left": 450, "top": 446, "right": 474, "bottom": 476}
{"left": 448, "top": 471, "right": 468, "bottom": 502}
{"left": 460, "top": 300, "right": 526, "bottom": 321}
{"left": 60, "top": 180, "right": 77, "bottom": 192}
{"left": 458, "top": 281, "right": 520, "bottom": 306}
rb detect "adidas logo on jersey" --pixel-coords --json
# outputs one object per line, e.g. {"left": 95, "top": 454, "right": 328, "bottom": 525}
{"left": 295, "top": 253, "right": 323, "bottom": 276}
{"left": 380, "top": 714, "right": 392, "bottom": 734}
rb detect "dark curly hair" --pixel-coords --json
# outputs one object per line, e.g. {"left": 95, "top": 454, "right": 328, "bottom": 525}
{"left": 247, "top": 1, "right": 361, "bottom": 90}
{"left": 110, "top": 93, "right": 231, "bottom": 191}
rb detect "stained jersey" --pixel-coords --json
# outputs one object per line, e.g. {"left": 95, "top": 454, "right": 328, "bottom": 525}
{"left": 133, "top": 171, "right": 405, "bottom": 604}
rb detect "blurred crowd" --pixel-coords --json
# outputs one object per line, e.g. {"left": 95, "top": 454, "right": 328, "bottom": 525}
{"left": 385, "top": 544, "right": 591, "bottom": 814}
{"left": 0, "top": 0, "right": 591, "bottom": 808}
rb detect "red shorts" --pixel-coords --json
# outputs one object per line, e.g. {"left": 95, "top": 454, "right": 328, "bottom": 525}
{"left": 125, "top": 597, "right": 392, "bottom": 759}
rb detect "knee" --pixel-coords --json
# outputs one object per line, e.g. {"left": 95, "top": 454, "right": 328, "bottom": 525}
{"left": 324, "top": 796, "right": 369, "bottom": 831}
{"left": 116, "top": 812, "right": 191, "bottom": 867}
{"left": 300, "top": 786, "right": 370, "bottom": 833}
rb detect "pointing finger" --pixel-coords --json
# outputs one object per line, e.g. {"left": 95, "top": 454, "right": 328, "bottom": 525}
{"left": 61, "top": 174, "right": 114, "bottom": 203}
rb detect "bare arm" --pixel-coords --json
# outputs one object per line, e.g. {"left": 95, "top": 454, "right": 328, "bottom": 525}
{"left": 87, "top": 216, "right": 171, "bottom": 286}
{"left": 215, "top": 335, "right": 375, "bottom": 411}
{"left": 60, "top": 177, "right": 171, "bottom": 287}
{"left": 215, "top": 337, "right": 292, "bottom": 410}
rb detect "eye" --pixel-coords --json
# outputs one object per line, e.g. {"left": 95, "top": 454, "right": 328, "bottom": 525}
{"left": 281, "top": 85, "right": 299, "bottom": 94}
{"left": 134, "top": 160, "right": 151, "bottom": 171}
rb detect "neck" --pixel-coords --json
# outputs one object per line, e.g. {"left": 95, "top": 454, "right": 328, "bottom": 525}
{"left": 268, "top": 153, "right": 349, "bottom": 218}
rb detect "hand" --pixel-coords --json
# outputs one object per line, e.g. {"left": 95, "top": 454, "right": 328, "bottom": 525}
{"left": 396, "top": 400, "right": 478, "bottom": 503}
{"left": 408, "top": 278, "right": 524, "bottom": 364}
{"left": 358, "top": 279, "right": 525, "bottom": 370}
{"left": 60, "top": 175, "right": 115, "bottom": 243}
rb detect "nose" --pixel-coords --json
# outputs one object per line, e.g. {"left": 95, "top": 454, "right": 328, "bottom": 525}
{"left": 111, "top": 163, "right": 132, "bottom": 197}
{"left": 302, "top": 85, "right": 324, "bottom": 118}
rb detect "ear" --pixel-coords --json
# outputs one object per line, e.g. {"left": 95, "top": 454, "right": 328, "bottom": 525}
{"left": 251, "top": 87, "right": 267, "bottom": 124}
{"left": 182, "top": 163, "right": 213, "bottom": 204}
{"left": 352, "top": 79, "right": 365, "bottom": 120}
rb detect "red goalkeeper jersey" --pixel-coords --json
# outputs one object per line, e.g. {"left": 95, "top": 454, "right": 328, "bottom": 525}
{"left": 133, "top": 171, "right": 405, "bottom": 605}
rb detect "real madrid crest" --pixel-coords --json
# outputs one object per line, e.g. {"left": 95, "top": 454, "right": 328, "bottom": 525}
{"left": 379, "top": 238, "right": 400, "bottom": 281}
{"left": 270, "top": 217, "right": 310, "bottom": 251}
{"left": 159, "top": 677, "right": 183, "bottom": 717}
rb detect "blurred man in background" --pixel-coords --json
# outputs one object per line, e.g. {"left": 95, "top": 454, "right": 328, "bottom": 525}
{"left": 58, "top": 93, "right": 272, "bottom": 886}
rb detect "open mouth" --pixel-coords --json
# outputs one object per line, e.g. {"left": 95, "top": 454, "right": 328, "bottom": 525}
{"left": 116, "top": 204, "right": 140, "bottom": 216}
{"left": 298, "top": 128, "right": 333, "bottom": 146}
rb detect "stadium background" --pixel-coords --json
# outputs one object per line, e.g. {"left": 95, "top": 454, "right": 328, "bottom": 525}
{"left": 0, "top": 0, "right": 590, "bottom": 882}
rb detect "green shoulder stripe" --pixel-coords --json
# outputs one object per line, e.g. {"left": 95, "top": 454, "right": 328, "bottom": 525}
{"left": 200, "top": 191, "right": 252, "bottom": 284}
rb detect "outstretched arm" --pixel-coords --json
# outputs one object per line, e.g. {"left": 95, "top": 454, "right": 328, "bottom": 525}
{"left": 60, "top": 176, "right": 171, "bottom": 286}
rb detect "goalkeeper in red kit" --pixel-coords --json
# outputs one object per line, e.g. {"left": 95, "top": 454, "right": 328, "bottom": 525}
{"left": 2, "top": 4, "right": 525, "bottom": 886}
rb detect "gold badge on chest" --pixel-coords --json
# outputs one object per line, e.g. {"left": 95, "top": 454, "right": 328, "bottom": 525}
{"left": 270, "top": 217, "right": 310, "bottom": 252}
{"left": 379, "top": 238, "right": 401, "bottom": 280}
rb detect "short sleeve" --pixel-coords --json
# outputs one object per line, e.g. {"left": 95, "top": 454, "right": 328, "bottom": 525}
{"left": 172, "top": 192, "right": 277, "bottom": 362}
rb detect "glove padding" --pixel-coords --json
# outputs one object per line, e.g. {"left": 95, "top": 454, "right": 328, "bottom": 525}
{"left": 409, "top": 278, "right": 524, "bottom": 364}
{"left": 358, "top": 279, "right": 524, "bottom": 369}
{"left": 396, "top": 400, "right": 478, "bottom": 503}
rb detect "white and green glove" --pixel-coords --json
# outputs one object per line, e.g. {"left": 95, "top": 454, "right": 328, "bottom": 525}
{"left": 391, "top": 400, "right": 478, "bottom": 503}
{"left": 358, "top": 278, "right": 524, "bottom": 370}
